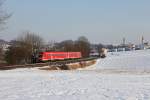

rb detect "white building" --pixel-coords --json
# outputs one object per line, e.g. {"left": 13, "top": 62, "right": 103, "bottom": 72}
{"left": 0, "top": 40, "right": 9, "bottom": 52}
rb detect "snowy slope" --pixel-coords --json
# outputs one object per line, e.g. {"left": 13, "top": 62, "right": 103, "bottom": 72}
{"left": 97, "top": 50, "right": 150, "bottom": 70}
{"left": 0, "top": 50, "right": 150, "bottom": 100}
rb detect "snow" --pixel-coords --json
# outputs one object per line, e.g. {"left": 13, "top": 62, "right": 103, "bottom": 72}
{"left": 0, "top": 50, "right": 150, "bottom": 100}
{"left": 98, "top": 50, "right": 150, "bottom": 70}
{"left": 1, "top": 69, "right": 150, "bottom": 100}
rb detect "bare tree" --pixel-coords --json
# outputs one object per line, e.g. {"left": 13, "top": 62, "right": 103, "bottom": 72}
{"left": 56, "top": 36, "right": 91, "bottom": 57}
{"left": 0, "top": 0, "right": 11, "bottom": 30}
{"left": 5, "top": 44, "right": 28, "bottom": 64}
{"left": 17, "top": 31, "right": 44, "bottom": 53}
{"left": 58, "top": 40, "right": 74, "bottom": 52}
{"left": 0, "top": 47, "right": 2, "bottom": 60}
{"left": 5, "top": 31, "right": 44, "bottom": 64}
{"left": 74, "top": 36, "right": 90, "bottom": 58}
{"left": 78, "top": 36, "right": 89, "bottom": 43}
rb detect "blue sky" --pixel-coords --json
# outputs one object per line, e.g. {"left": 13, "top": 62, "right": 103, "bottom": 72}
{"left": 1, "top": 0, "right": 150, "bottom": 44}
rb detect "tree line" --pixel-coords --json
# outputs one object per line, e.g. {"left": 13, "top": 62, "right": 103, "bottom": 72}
{"left": 47, "top": 36, "right": 90, "bottom": 57}
{"left": 3, "top": 32, "right": 90, "bottom": 65}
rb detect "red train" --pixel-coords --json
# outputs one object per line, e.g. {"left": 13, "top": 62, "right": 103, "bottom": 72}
{"left": 38, "top": 52, "right": 82, "bottom": 62}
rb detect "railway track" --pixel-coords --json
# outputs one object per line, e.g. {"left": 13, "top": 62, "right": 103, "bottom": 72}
{"left": 0, "top": 57, "right": 99, "bottom": 70}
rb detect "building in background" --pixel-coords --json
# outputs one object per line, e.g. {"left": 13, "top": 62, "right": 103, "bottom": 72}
{"left": 0, "top": 39, "right": 9, "bottom": 52}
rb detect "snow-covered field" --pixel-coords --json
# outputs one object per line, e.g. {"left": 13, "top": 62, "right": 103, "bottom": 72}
{"left": 98, "top": 50, "right": 150, "bottom": 70}
{"left": 1, "top": 50, "right": 150, "bottom": 100}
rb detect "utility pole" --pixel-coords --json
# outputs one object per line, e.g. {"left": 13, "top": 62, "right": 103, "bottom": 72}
{"left": 123, "top": 37, "right": 126, "bottom": 46}
{"left": 141, "top": 36, "right": 144, "bottom": 44}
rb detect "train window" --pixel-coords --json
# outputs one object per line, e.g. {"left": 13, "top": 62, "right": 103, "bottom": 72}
{"left": 48, "top": 54, "right": 66, "bottom": 56}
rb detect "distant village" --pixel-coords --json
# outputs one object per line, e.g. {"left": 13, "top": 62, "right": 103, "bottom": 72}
{"left": 89, "top": 36, "right": 150, "bottom": 57}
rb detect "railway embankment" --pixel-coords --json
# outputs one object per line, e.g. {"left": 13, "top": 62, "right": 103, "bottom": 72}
{"left": 0, "top": 57, "right": 98, "bottom": 70}
{"left": 39, "top": 60, "right": 96, "bottom": 70}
